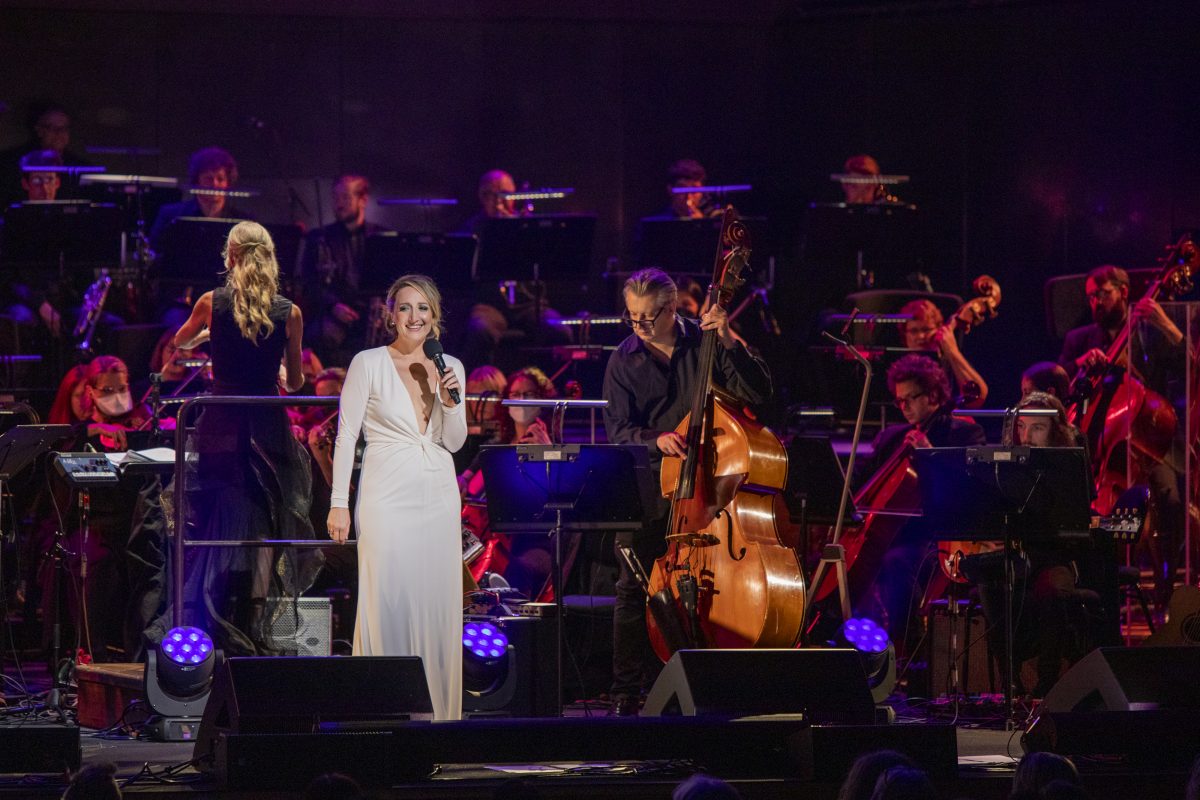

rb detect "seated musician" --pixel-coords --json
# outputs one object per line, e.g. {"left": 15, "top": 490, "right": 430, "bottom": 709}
{"left": 459, "top": 367, "right": 557, "bottom": 597}
{"left": 296, "top": 174, "right": 391, "bottom": 367}
{"left": 149, "top": 146, "right": 254, "bottom": 247}
{"left": 0, "top": 104, "right": 90, "bottom": 206}
{"left": 453, "top": 364, "right": 506, "bottom": 474}
{"left": 859, "top": 354, "right": 985, "bottom": 654}
{"left": 1021, "top": 360, "right": 1071, "bottom": 401}
{"left": 899, "top": 298, "right": 989, "bottom": 408}
{"left": 459, "top": 169, "right": 569, "bottom": 371}
{"left": 602, "top": 268, "right": 772, "bottom": 715}
{"left": 840, "top": 154, "right": 882, "bottom": 204}
{"left": 44, "top": 355, "right": 155, "bottom": 661}
{"left": 641, "top": 159, "right": 719, "bottom": 221}
{"left": 1058, "top": 263, "right": 1184, "bottom": 611}
{"left": 1, "top": 150, "right": 71, "bottom": 340}
{"left": 960, "top": 391, "right": 1109, "bottom": 697}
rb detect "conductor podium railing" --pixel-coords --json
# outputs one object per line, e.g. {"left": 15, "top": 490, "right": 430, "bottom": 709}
{"left": 171, "top": 394, "right": 341, "bottom": 628}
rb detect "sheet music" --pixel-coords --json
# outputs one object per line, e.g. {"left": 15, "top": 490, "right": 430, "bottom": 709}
{"left": 104, "top": 447, "right": 176, "bottom": 466}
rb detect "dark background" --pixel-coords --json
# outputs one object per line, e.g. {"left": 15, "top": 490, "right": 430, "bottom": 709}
{"left": 3, "top": 0, "right": 1198, "bottom": 406}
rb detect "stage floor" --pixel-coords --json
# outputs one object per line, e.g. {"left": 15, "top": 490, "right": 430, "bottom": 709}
{"left": 0, "top": 717, "right": 1184, "bottom": 800}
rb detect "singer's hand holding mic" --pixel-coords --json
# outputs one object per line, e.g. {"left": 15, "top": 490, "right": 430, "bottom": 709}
{"left": 422, "top": 339, "right": 461, "bottom": 406}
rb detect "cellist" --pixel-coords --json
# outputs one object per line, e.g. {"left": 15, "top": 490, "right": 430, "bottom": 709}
{"left": 601, "top": 268, "right": 771, "bottom": 716}
{"left": 856, "top": 354, "right": 985, "bottom": 654}
{"left": 1058, "top": 264, "right": 1185, "bottom": 611}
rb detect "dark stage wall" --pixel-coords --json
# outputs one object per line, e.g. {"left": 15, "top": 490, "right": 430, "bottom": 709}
{"left": 2, "top": 0, "right": 1197, "bottom": 403}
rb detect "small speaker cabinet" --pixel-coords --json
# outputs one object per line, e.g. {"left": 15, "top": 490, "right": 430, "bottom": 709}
{"left": 265, "top": 597, "right": 332, "bottom": 656}
{"left": 922, "top": 599, "right": 994, "bottom": 699}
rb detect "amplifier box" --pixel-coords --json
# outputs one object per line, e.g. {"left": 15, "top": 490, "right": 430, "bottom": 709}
{"left": 264, "top": 597, "right": 332, "bottom": 656}
{"left": 922, "top": 599, "right": 994, "bottom": 699}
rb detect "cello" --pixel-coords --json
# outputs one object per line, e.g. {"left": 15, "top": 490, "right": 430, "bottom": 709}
{"left": 810, "top": 275, "right": 1001, "bottom": 607}
{"left": 1066, "top": 236, "right": 1196, "bottom": 514}
{"left": 644, "top": 208, "right": 806, "bottom": 662}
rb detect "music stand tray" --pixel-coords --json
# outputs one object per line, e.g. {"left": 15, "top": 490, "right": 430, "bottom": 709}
{"left": 364, "top": 232, "right": 478, "bottom": 293}
{"left": 635, "top": 216, "right": 767, "bottom": 275}
{"left": 478, "top": 443, "right": 654, "bottom": 532}
{"left": 1, "top": 202, "right": 122, "bottom": 267}
{"left": 473, "top": 215, "right": 596, "bottom": 281}
{"left": 784, "top": 435, "right": 856, "bottom": 526}
{"left": 912, "top": 446, "right": 1093, "bottom": 542}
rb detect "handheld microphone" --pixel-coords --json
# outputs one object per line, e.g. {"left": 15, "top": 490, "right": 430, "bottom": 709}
{"left": 422, "top": 339, "right": 460, "bottom": 404}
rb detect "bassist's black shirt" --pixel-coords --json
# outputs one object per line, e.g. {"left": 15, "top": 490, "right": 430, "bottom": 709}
{"left": 601, "top": 316, "right": 772, "bottom": 468}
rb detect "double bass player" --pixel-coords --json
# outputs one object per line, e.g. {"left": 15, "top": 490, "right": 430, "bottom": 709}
{"left": 601, "top": 268, "right": 772, "bottom": 716}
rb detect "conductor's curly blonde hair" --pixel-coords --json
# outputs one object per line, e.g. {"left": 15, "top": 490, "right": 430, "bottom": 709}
{"left": 222, "top": 221, "right": 279, "bottom": 343}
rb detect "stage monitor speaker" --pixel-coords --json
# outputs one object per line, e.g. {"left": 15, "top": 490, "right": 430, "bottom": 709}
{"left": 263, "top": 597, "right": 332, "bottom": 656}
{"left": 642, "top": 648, "right": 876, "bottom": 724}
{"left": 194, "top": 656, "right": 432, "bottom": 770}
{"left": 1039, "top": 646, "right": 1200, "bottom": 713}
{"left": 1024, "top": 646, "right": 1200, "bottom": 768}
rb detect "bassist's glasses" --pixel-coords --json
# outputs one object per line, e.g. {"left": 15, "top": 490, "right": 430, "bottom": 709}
{"left": 622, "top": 303, "right": 670, "bottom": 330}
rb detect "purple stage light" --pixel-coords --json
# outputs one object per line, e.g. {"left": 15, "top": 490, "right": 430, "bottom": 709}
{"left": 462, "top": 621, "right": 508, "bottom": 661}
{"left": 841, "top": 618, "right": 890, "bottom": 654}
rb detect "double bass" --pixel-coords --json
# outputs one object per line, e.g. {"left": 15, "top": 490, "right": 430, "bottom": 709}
{"left": 1066, "top": 236, "right": 1196, "bottom": 514}
{"left": 645, "top": 208, "right": 806, "bottom": 662}
{"left": 810, "top": 275, "right": 1001, "bottom": 607}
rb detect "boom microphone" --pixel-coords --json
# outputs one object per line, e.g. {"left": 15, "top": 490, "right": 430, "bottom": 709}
{"left": 422, "top": 339, "right": 460, "bottom": 404}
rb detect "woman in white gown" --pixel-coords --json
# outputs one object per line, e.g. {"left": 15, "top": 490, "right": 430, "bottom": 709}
{"left": 327, "top": 274, "right": 466, "bottom": 720}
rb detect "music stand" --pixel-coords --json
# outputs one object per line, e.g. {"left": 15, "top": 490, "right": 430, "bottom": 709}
{"left": 478, "top": 443, "right": 654, "bottom": 713}
{"left": 154, "top": 216, "right": 239, "bottom": 288}
{"left": 912, "top": 446, "right": 1093, "bottom": 723}
{"left": 363, "top": 231, "right": 477, "bottom": 293}
{"left": 784, "top": 436, "right": 857, "bottom": 559}
{"left": 473, "top": 214, "right": 596, "bottom": 282}
{"left": 0, "top": 424, "right": 73, "bottom": 716}
{"left": 1, "top": 201, "right": 122, "bottom": 270}
{"left": 635, "top": 216, "right": 767, "bottom": 275}
{"left": 802, "top": 202, "right": 919, "bottom": 290}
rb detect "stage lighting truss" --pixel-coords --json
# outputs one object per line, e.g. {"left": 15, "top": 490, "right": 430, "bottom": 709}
{"left": 143, "top": 626, "right": 221, "bottom": 742}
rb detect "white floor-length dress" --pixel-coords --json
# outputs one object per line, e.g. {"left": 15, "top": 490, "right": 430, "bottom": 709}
{"left": 330, "top": 345, "right": 467, "bottom": 720}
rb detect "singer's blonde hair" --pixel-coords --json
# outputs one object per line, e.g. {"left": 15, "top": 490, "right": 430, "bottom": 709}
{"left": 385, "top": 274, "right": 443, "bottom": 340}
{"left": 222, "top": 221, "right": 279, "bottom": 342}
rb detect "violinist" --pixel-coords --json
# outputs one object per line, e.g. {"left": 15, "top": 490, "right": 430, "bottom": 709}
{"left": 602, "top": 268, "right": 771, "bottom": 715}
{"left": 46, "top": 355, "right": 154, "bottom": 662}
{"left": 860, "top": 354, "right": 985, "bottom": 653}
{"left": 899, "top": 298, "right": 989, "bottom": 408}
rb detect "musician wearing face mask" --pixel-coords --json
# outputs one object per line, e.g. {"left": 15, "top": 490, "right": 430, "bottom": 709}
{"left": 857, "top": 355, "right": 985, "bottom": 656}
{"left": 46, "top": 356, "right": 153, "bottom": 663}
{"left": 602, "top": 268, "right": 771, "bottom": 716}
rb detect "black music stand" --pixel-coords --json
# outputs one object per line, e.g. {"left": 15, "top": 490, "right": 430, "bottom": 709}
{"left": 156, "top": 218, "right": 301, "bottom": 288}
{"left": 0, "top": 424, "right": 73, "bottom": 716}
{"left": 363, "top": 231, "right": 478, "bottom": 293}
{"left": 784, "top": 436, "right": 857, "bottom": 559}
{"left": 912, "top": 446, "right": 1093, "bottom": 724}
{"left": 635, "top": 216, "right": 767, "bottom": 275}
{"left": 473, "top": 214, "right": 596, "bottom": 282}
{"left": 802, "top": 202, "right": 919, "bottom": 290}
{"left": 478, "top": 443, "right": 653, "bottom": 713}
{"left": 1, "top": 201, "right": 122, "bottom": 273}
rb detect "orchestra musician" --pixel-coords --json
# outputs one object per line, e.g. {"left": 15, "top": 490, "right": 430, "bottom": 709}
{"left": 840, "top": 154, "right": 882, "bottom": 204}
{"left": 149, "top": 146, "right": 254, "bottom": 248}
{"left": 640, "top": 159, "right": 718, "bottom": 220}
{"left": 898, "top": 298, "right": 989, "bottom": 408}
{"left": 459, "top": 168, "right": 569, "bottom": 371}
{"left": 601, "top": 268, "right": 771, "bottom": 715}
{"left": 960, "top": 391, "right": 1113, "bottom": 697}
{"left": 296, "top": 174, "right": 391, "bottom": 367}
{"left": 0, "top": 103, "right": 91, "bottom": 206}
{"left": 1058, "top": 263, "right": 1185, "bottom": 612}
{"left": 858, "top": 354, "right": 985, "bottom": 653}
{"left": 1021, "top": 360, "right": 1072, "bottom": 402}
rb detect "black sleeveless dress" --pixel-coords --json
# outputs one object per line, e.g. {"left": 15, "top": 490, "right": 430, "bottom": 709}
{"left": 156, "top": 287, "right": 323, "bottom": 655}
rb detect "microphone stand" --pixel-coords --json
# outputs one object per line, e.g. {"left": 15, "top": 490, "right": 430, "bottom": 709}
{"left": 803, "top": 313, "right": 872, "bottom": 629}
